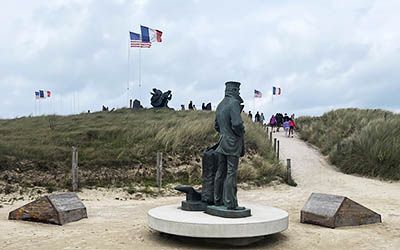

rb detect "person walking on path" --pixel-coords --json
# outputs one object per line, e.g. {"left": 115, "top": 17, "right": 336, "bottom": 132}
{"left": 283, "top": 120, "right": 290, "bottom": 137}
{"left": 276, "top": 113, "right": 283, "bottom": 132}
{"left": 283, "top": 113, "right": 290, "bottom": 122}
{"left": 289, "top": 118, "right": 296, "bottom": 137}
{"left": 269, "top": 115, "right": 277, "bottom": 132}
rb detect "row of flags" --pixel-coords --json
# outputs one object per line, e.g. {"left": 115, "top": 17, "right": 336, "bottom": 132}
{"left": 35, "top": 90, "right": 51, "bottom": 99}
{"left": 254, "top": 86, "right": 282, "bottom": 98}
{"left": 130, "top": 25, "right": 163, "bottom": 48}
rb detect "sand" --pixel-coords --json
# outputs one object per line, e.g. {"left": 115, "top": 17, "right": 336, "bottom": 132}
{"left": 1, "top": 131, "right": 399, "bottom": 249}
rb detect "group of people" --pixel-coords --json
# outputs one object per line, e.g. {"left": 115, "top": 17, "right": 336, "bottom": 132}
{"left": 247, "top": 111, "right": 265, "bottom": 124}
{"left": 268, "top": 113, "right": 296, "bottom": 137}
{"left": 183, "top": 101, "right": 212, "bottom": 111}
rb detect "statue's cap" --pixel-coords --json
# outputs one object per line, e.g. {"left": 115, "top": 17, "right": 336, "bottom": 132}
{"left": 225, "top": 81, "right": 241, "bottom": 88}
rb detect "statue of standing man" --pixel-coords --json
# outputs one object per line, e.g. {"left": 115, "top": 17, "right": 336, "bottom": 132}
{"left": 211, "top": 81, "right": 249, "bottom": 216}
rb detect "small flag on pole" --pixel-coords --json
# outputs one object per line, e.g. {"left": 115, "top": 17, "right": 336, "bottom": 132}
{"left": 39, "top": 90, "right": 45, "bottom": 98}
{"left": 254, "top": 89, "right": 262, "bottom": 98}
{"left": 47, "top": 90, "right": 51, "bottom": 97}
{"left": 140, "top": 25, "right": 163, "bottom": 43}
{"left": 130, "top": 31, "right": 151, "bottom": 48}
{"left": 273, "top": 86, "right": 281, "bottom": 95}
{"left": 35, "top": 91, "right": 40, "bottom": 99}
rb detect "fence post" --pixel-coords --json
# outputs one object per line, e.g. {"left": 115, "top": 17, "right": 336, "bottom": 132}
{"left": 277, "top": 140, "right": 280, "bottom": 161}
{"left": 273, "top": 138, "right": 277, "bottom": 152}
{"left": 71, "top": 146, "right": 78, "bottom": 192}
{"left": 156, "top": 152, "right": 163, "bottom": 190}
{"left": 286, "top": 159, "right": 292, "bottom": 184}
{"left": 269, "top": 131, "right": 273, "bottom": 143}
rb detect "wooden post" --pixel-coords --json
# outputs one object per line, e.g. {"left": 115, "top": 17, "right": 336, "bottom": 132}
{"left": 269, "top": 131, "right": 273, "bottom": 143}
{"left": 129, "top": 99, "right": 133, "bottom": 109}
{"left": 277, "top": 140, "right": 280, "bottom": 161}
{"left": 274, "top": 138, "right": 277, "bottom": 152}
{"left": 71, "top": 146, "right": 78, "bottom": 192}
{"left": 156, "top": 152, "right": 163, "bottom": 189}
{"left": 266, "top": 126, "right": 269, "bottom": 134}
{"left": 286, "top": 159, "right": 292, "bottom": 184}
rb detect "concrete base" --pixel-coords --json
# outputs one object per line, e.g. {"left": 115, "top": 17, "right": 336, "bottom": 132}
{"left": 148, "top": 203, "right": 288, "bottom": 240}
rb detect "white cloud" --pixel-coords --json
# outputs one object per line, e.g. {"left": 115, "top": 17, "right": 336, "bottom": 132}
{"left": 0, "top": 0, "right": 400, "bottom": 118}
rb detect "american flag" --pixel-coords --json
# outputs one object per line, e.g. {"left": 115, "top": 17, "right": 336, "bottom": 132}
{"left": 254, "top": 89, "right": 262, "bottom": 98}
{"left": 130, "top": 31, "right": 151, "bottom": 48}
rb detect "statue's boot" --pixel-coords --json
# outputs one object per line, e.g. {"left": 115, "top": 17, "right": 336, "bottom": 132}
{"left": 227, "top": 206, "right": 246, "bottom": 210}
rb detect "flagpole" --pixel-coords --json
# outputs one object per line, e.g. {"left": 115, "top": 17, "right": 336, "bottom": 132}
{"left": 34, "top": 96, "right": 36, "bottom": 116}
{"left": 139, "top": 45, "right": 142, "bottom": 87}
{"left": 127, "top": 37, "right": 131, "bottom": 107}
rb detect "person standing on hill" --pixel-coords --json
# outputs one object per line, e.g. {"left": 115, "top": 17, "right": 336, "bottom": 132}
{"left": 255, "top": 111, "right": 260, "bottom": 123}
{"left": 260, "top": 112, "right": 265, "bottom": 125}
{"left": 248, "top": 111, "right": 252, "bottom": 120}
{"left": 188, "top": 101, "right": 193, "bottom": 110}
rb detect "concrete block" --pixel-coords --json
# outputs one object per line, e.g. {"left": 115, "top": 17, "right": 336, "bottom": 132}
{"left": 301, "top": 193, "right": 381, "bottom": 228}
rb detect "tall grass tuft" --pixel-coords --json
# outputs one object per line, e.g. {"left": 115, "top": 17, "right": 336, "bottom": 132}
{"left": 0, "top": 108, "right": 282, "bottom": 190}
{"left": 297, "top": 108, "right": 400, "bottom": 180}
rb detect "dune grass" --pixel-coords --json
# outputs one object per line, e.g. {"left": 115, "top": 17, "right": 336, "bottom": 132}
{"left": 297, "top": 108, "right": 400, "bottom": 180}
{"left": 0, "top": 108, "right": 283, "bottom": 191}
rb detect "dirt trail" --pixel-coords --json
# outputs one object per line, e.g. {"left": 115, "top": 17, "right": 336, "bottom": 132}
{"left": 0, "top": 131, "right": 399, "bottom": 249}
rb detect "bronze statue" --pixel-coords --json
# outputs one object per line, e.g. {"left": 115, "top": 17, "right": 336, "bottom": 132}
{"left": 213, "top": 81, "right": 245, "bottom": 209}
{"left": 175, "top": 81, "right": 250, "bottom": 218}
{"left": 150, "top": 88, "right": 172, "bottom": 108}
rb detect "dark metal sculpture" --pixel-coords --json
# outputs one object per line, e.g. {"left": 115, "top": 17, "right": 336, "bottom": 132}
{"left": 132, "top": 99, "right": 143, "bottom": 110}
{"left": 150, "top": 88, "right": 172, "bottom": 108}
{"left": 175, "top": 81, "right": 251, "bottom": 218}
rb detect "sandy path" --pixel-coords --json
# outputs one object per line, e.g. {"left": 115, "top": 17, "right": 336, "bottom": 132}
{"left": 0, "top": 131, "right": 399, "bottom": 249}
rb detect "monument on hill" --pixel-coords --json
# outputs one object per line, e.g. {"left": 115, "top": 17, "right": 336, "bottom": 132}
{"left": 148, "top": 81, "right": 289, "bottom": 246}
{"left": 150, "top": 88, "right": 172, "bottom": 108}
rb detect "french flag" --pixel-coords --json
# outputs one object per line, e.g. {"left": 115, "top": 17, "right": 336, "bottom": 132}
{"left": 141, "top": 25, "right": 163, "bottom": 43}
{"left": 273, "top": 86, "right": 281, "bottom": 95}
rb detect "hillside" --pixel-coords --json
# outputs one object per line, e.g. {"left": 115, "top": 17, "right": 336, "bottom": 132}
{"left": 297, "top": 108, "right": 400, "bottom": 180}
{"left": 0, "top": 108, "right": 283, "bottom": 193}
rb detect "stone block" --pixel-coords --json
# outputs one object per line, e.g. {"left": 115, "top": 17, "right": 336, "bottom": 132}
{"left": 300, "top": 193, "right": 381, "bottom": 228}
{"left": 9, "top": 192, "right": 87, "bottom": 225}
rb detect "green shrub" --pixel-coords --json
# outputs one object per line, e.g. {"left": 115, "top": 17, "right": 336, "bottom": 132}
{"left": 0, "top": 108, "right": 282, "bottom": 189}
{"left": 297, "top": 108, "right": 400, "bottom": 180}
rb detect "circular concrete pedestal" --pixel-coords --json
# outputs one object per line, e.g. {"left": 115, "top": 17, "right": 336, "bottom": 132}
{"left": 148, "top": 203, "right": 288, "bottom": 239}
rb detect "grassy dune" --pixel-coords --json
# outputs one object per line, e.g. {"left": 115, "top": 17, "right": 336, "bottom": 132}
{"left": 0, "top": 108, "right": 283, "bottom": 192}
{"left": 297, "top": 108, "right": 400, "bottom": 180}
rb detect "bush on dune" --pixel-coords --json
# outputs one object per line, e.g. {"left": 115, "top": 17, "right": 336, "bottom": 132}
{"left": 297, "top": 108, "right": 400, "bottom": 180}
{"left": 0, "top": 108, "right": 283, "bottom": 190}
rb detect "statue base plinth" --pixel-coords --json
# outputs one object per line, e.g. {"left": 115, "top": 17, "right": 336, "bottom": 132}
{"left": 205, "top": 205, "right": 251, "bottom": 218}
{"left": 181, "top": 201, "right": 208, "bottom": 211}
{"left": 147, "top": 203, "right": 289, "bottom": 246}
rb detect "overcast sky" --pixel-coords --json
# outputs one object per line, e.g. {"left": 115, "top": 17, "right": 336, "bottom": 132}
{"left": 1, "top": 0, "right": 399, "bottom": 118}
